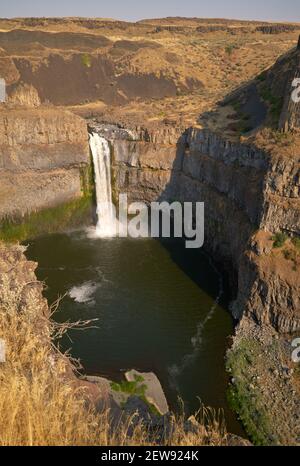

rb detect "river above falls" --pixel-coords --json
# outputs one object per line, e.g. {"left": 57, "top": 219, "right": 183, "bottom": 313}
{"left": 25, "top": 229, "right": 243, "bottom": 436}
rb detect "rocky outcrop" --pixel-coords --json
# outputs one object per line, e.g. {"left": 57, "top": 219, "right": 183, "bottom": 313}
{"left": 231, "top": 232, "right": 300, "bottom": 332}
{"left": 7, "top": 83, "right": 41, "bottom": 107}
{"left": 0, "top": 107, "right": 90, "bottom": 220}
{"left": 0, "top": 50, "right": 20, "bottom": 86}
{"left": 255, "top": 24, "right": 299, "bottom": 34}
{"left": 84, "top": 368, "right": 169, "bottom": 425}
{"left": 178, "top": 129, "right": 267, "bottom": 262}
{"left": 125, "top": 369, "right": 169, "bottom": 415}
{"left": 261, "top": 154, "right": 300, "bottom": 235}
{"left": 279, "top": 42, "right": 300, "bottom": 132}
{"left": 227, "top": 315, "right": 300, "bottom": 445}
{"left": 0, "top": 241, "right": 49, "bottom": 322}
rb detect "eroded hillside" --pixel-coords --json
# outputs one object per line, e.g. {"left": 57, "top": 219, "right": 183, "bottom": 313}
{"left": 0, "top": 16, "right": 300, "bottom": 124}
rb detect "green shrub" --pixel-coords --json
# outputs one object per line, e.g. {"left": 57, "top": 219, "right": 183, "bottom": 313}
{"left": 110, "top": 374, "right": 145, "bottom": 395}
{"left": 81, "top": 53, "right": 92, "bottom": 68}
{"left": 225, "top": 44, "right": 237, "bottom": 56}
{"left": 272, "top": 232, "right": 288, "bottom": 248}
{"left": 257, "top": 73, "right": 267, "bottom": 82}
{"left": 259, "top": 86, "right": 283, "bottom": 120}
{"left": 283, "top": 249, "right": 294, "bottom": 261}
{"left": 110, "top": 380, "right": 146, "bottom": 397}
{"left": 232, "top": 101, "right": 241, "bottom": 111}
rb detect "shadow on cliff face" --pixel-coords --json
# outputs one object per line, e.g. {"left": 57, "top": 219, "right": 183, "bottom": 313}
{"left": 153, "top": 125, "right": 242, "bottom": 308}
{"left": 153, "top": 46, "right": 287, "bottom": 301}
{"left": 198, "top": 40, "right": 300, "bottom": 137}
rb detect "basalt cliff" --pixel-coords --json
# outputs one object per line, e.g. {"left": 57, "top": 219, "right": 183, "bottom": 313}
{"left": 89, "top": 113, "right": 299, "bottom": 335}
{"left": 0, "top": 108, "right": 89, "bottom": 221}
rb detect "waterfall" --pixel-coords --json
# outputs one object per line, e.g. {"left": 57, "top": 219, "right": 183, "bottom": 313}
{"left": 89, "top": 133, "right": 116, "bottom": 237}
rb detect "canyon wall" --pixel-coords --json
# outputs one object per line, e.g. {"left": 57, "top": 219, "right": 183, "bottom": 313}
{"left": 0, "top": 108, "right": 90, "bottom": 220}
{"left": 0, "top": 108, "right": 298, "bottom": 332}
{"left": 92, "top": 122, "right": 268, "bottom": 262}
{"left": 231, "top": 232, "right": 300, "bottom": 332}
{"left": 91, "top": 121, "right": 300, "bottom": 332}
{"left": 261, "top": 154, "right": 300, "bottom": 235}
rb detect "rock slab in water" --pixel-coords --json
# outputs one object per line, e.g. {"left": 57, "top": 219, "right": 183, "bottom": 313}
{"left": 125, "top": 369, "right": 169, "bottom": 416}
{"left": 83, "top": 370, "right": 169, "bottom": 418}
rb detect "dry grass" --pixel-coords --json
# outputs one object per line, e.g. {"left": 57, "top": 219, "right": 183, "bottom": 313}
{"left": 1, "top": 17, "right": 299, "bottom": 126}
{"left": 0, "top": 267, "right": 227, "bottom": 446}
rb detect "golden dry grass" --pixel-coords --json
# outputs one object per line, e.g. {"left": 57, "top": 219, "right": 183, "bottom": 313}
{"left": 1, "top": 16, "right": 299, "bottom": 126}
{"left": 0, "top": 270, "right": 227, "bottom": 446}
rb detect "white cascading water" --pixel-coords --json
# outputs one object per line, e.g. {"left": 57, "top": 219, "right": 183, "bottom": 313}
{"left": 89, "top": 133, "right": 116, "bottom": 237}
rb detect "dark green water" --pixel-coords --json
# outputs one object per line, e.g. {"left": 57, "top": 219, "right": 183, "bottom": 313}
{"left": 25, "top": 229, "right": 243, "bottom": 435}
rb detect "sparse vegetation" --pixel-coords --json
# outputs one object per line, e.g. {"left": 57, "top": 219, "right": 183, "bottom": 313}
{"left": 0, "top": 195, "right": 93, "bottom": 243}
{"left": 282, "top": 248, "right": 298, "bottom": 270}
{"left": 259, "top": 85, "right": 283, "bottom": 120}
{"left": 0, "top": 16, "right": 297, "bottom": 126}
{"left": 232, "top": 101, "right": 242, "bottom": 112}
{"left": 81, "top": 53, "right": 92, "bottom": 68}
{"left": 237, "top": 121, "right": 254, "bottom": 135}
{"left": 256, "top": 72, "right": 267, "bottom": 82}
{"left": 110, "top": 375, "right": 147, "bottom": 398}
{"left": 272, "top": 231, "right": 288, "bottom": 248}
{"left": 294, "top": 363, "right": 300, "bottom": 381}
{"left": 282, "top": 237, "right": 300, "bottom": 270}
{"left": 272, "top": 130, "right": 294, "bottom": 145}
{"left": 283, "top": 249, "right": 294, "bottom": 261}
{"left": 292, "top": 237, "right": 300, "bottom": 251}
{"left": 110, "top": 376, "right": 161, "bottom": 416}
{"left": 225, "top": 44, "right": 237, "bottom": 56}
{"left": 226, "top": 339, "right": 274, "bottom": 446}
